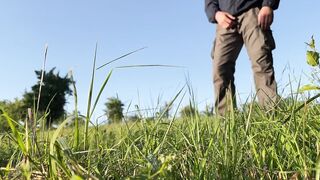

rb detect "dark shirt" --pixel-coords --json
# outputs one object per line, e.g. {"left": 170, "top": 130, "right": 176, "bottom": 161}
{"left": 205, "top": 0, "right": 280, "bottom": 23}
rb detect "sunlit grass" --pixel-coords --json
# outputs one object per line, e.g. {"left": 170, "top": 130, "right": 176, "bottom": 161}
{"left": 1, "top": 41, "right": 320, "bottom": 179}
{"left": 1, "top": 100, "right": 320, "bottom": 179}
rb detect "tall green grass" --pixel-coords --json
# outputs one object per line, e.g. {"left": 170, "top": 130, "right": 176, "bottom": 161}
{"left": 1, "top": 42, "right": 320, "bottom": 179}
{"left": 3, "top": 102, "right": 320, "bottom": 179}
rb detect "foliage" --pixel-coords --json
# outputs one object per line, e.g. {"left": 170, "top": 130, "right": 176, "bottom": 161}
{"left": 104, "top": 97, "right": 124, "bottom": 124}
{"left": 300, "top": 36, "right": 320, "bottom": 92}
{"left": 1, "top": 102, "right": 320, "bottom": 179}
{"left": 22, "top": 68, "right": 73, "bottom": 126}
{"left": 179, "top": 104, "right": 198, "bottom": 118}
{"left": 291, "top": 36, "right": 320, "bottom": 123}
{"left": 306, "top": 36, "right": 320, "bottom": 67}
{"left": 0, "top": 99, "right": 25, "bottom": 131}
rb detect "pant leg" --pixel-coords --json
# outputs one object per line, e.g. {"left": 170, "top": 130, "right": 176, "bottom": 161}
{"left": 212, "top": 25, "right": 243, "bottom": 115}
{"left": 239, "top": 7, "right": 278, "bottom": 107}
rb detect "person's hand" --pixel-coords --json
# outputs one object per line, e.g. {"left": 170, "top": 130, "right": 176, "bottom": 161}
{"left": 215, "top": 11, "right": 237, "bottom": 29}
{"left": 258, "top": 6, "right": 274, "bottom": 30}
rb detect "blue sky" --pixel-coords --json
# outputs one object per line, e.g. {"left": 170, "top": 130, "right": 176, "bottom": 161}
{"left": 1, "top": 1, "right": 320, "bottom": 120}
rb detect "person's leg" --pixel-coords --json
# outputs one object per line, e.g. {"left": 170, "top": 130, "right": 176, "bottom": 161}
{"left": 239, "top": 8, "right": 278, "bottom": 107}
{"left": 212, "top": 25, "right": 243, "bottom": 115}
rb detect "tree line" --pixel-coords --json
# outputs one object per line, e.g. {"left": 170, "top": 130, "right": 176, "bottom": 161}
{"left": 1, "top": 67, "right": 217, "bottom": 131}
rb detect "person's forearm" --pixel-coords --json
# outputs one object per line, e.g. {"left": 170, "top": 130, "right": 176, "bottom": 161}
{"left": 205, "top": 0, "right": 219, "bottom": 23}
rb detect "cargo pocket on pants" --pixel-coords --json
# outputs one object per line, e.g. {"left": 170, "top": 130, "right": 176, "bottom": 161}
{"left": 264, "top": 29, "right": 276, "bottom": 51}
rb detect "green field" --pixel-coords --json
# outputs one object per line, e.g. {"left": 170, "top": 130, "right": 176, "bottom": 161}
{"left": 1, "top": 38, "right": 320, "bottom": 179}
{"left": 1, "top": 101, "right": 320, "bottom": 179}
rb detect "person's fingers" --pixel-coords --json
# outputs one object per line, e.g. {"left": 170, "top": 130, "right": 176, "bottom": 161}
{"left": 225, "top": 14, "right": 237, "bottom": 28}
{"left": 258, "top": 8, "right": 274, "bottom": 30}
{"left": 263, "top": 16, "right": 268, "bottom": 30}
{"left": 225, "top": 13, "right": 236, "bottom": 20}
{"left": 223, "top": 22, "right": 233, "bottom": 29}
{"left": 216, "top": 11, "right": 237, "bottom": 29}
{"left": 265, "top": 15, "right": 272, "bottom": 29}
{"left": 223, "top": 17, "right": 230, "bottom": 24}
{"left": 258, "top": 13, "right": 262, "bottom": 26}
{"left": 259, "top": 14, "right": 269, "bottom": 30}
{"left": 223, "top": 22, "right": 231, "bottom": 29}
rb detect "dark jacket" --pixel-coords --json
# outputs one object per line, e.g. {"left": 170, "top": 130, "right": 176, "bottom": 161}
{"left": 205, "top": 0, "right": 280, "bottom": 23}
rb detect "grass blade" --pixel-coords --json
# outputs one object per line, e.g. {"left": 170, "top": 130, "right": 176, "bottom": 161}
{"left": 115, "top": 64, "right": 184, "bottom": 69}
{"left": 89, "top": 70, "right": 113, "bottom": 118}
{"left": 96, "top": 47, "right": 147, "bottom": 70}
{"left": 49, "top": 116, "right": 73, "bottom": 178}
{"left": 36, "top": 44, "right": 48, "bottom": 117}
{"left": 0, "top": 110, "right": 27, "bottom": 155}
{"left": 70, "top": 71, "right": 80, "bottom": 149}
{"left": 84, "top": 43, "right": 98, "bottom": 148}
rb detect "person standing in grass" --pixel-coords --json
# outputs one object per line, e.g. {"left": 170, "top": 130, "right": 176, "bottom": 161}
{"left": 205, "top": 0, "right": 280, "bottom": 115}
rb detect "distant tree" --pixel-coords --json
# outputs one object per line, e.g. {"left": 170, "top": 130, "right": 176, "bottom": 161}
{"left": 126, "top": 114, "right": 140, "bottom": 122}
{"left": 180, "top": 105, "right": 198, "bottom": 118}
{"left": 104, "top": 97, "right": 124, "bottom": 124}
{"left": 0, "top": 99, "right": 25, "bottom": 131}
{"left": 23, "top": 68, "right": 73, "bottom": 126}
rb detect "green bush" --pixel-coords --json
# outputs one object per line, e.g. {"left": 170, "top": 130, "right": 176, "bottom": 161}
{"left": 0, "top": 99, "right": 25, "bottom": 132}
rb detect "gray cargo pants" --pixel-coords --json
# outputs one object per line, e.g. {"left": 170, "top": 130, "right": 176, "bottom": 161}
{"left": 212, "top": 7, "right": 278, "bottom": 115}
